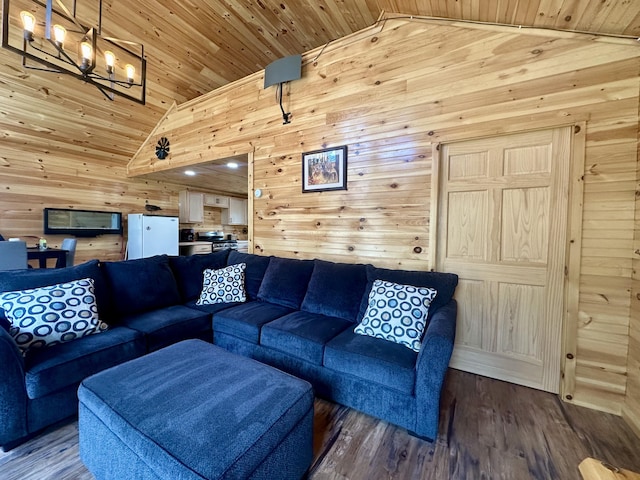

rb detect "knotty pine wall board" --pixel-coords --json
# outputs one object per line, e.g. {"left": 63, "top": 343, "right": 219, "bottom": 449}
{"left": 128, "top": 18, "right": 640, "bottom": 422}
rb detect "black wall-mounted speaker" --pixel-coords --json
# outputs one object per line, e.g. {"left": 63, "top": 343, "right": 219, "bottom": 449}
{"left": 264, "top": 54, "right": 302, "bottom": 88}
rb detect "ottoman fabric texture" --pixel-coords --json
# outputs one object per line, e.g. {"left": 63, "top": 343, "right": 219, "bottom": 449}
{"left": 78, "top": 339, "right": 314, "bottom": 480}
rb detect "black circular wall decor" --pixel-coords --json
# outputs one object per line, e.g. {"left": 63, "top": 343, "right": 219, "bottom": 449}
{"left": 155, "top": 137, "right": 170, "bottom": 160}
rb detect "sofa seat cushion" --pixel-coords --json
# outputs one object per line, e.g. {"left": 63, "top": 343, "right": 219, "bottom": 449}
{"left": 169, "top": 250, "right": 230, "bottom": 302}
{"left": 120, "top": 305, "right": 211, "bottom": 352}
{"left": 102, "top": 255, "right": 181, "bottom": 319}
{"left": 185, "top": 299, "right": 241, "bottom": 315}
{"left": 323, "top": 329, "right": 417, "bottom": 395}
{"left": 213, "top": 301, "right": 294, "bottom": 344}
{"left": 257, "top": 257, "right": 314, "bottom": 309}
{"left": 24, "top": 326, "right": 144, "bottom": 399}
{"left": 301, "top": 260, "right": 367, "bottom": 322}
{"left": 227, "top": 251, "right": 271, "bottom": 300}
{"left": 260, "top": 311, "right": 352, "bottom": 365}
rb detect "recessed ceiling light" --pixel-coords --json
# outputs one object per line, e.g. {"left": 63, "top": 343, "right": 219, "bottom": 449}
{"left": 184, "top": 170, "right": 196, "bottom": 176}
{"left": 227, "top": 162, "right": 238, "bottom": 169}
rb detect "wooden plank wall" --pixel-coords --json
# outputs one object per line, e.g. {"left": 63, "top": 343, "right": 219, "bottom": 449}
{"left": 622, "top": 137, "right": 640, "bottom": 436}
{"left": 129, "top": 18, "right": 640, "bottom": 417}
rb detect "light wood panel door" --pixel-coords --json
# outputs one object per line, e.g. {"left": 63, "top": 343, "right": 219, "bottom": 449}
{"left": 437, "top": 128, "right": 571, "bottom": 393}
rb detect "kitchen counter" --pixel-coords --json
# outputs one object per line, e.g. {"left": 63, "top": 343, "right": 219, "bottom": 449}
{"left": 179, "top": 241, "right": 212, "bottom": 247}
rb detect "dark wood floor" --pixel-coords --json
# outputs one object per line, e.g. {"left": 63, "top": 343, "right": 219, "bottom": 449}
{"left": 1, "top": 369, "right": 639, "bottom": 480}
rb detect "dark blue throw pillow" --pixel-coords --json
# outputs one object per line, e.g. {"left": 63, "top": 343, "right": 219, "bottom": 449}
{"left": 101, "top": 255, "right": 181, "bottom": 318}
{"left": 169, "top": 250, "right": 231, "bottom": 302}
{"left": 257, "top": 257, "right": 314, "bottom": 309}
{"left": 0, "top": 259, "right": 112, "bottom": 322}
{"left": 301, "top": 260, "right": 367, "bottom": 322}
{"left": 227, "top": 251, "right": 271, "bottom": 300}
{"left": 357, "top": 265, "right": 459, "bottom": 322}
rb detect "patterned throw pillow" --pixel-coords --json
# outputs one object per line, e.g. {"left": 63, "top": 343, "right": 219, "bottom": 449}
{"left": 196, "top": 263, "right": 247, "bottom": 305}
{"left": 354, "top": 279, "right": 437, "bottom": 352}
{"left": 0, "top": 278, "right": 108, "bottom": 355}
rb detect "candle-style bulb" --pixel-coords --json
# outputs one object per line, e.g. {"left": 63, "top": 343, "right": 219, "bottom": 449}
{"left": 80, "top": 41, "right": 92, "bottom": 71}
{"left": 104, "top": 51, "right": 115, "bottom": 75}
{"left": 20, "top": 11, "right": 35, "bottom": 41}
{"left": 52, "top": 24, "right": 66, "bottom": 48}
{"left": 125, "top": 64, "right": 135, "bottom": 83}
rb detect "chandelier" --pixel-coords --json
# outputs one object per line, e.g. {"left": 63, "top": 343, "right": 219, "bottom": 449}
{"left": 1, "top": 0, "right": 146, "bottom": 104}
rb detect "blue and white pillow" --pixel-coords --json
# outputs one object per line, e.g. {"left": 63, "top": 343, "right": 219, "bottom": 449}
{"left": 196, "top": 263, "right": 246, "bottom": 305}
{"left": 0, "top": 278, "right": 108, "bottom": 355}
{"left": 354, "top": 279, "right": 437, "bottom": 352}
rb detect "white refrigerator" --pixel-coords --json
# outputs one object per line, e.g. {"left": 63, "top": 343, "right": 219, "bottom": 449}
{"left": 127, "top": 214, "right": 179, "bottom": 259}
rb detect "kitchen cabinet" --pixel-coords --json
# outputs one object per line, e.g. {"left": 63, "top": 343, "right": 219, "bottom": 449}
{"left": 222, "top": 197, "right": 248, "bottom": 225}
{"left": 204, "top": 194, "right": 230, "bottom": 208}
{"left": 179, "top": 190, "right": 204, "bottom": 223}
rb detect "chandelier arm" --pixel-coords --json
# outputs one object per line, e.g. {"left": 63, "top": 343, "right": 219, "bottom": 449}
{"left": 24, "top": 40, "right": 81, "bottom": 71}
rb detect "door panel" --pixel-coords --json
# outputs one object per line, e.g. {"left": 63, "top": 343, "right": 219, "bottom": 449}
{"left": 437, "top": 128, "right": 571, "bottom": 393}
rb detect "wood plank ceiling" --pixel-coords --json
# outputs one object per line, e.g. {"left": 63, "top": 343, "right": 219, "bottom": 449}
{"left": 2, "top": 0, "right": 640, "bottom": 195}
{"left": 112, "top": 0, "right": 640, "bottom": 106}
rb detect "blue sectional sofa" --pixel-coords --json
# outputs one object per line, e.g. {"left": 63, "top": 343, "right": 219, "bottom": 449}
{"left": 0, "top": 250, "right": 457, "bottom": 451}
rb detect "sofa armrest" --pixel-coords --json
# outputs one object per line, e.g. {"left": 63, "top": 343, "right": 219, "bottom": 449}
{"left": 0, "top": 327, "right": 29, "bottom": 447}
{"left": 413, "top": 299, "right": 457, "bottom": 440}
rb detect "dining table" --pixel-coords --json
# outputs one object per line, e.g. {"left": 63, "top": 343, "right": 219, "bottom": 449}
{"left": 27, "top": 247, "right": 68, "bottom": 269}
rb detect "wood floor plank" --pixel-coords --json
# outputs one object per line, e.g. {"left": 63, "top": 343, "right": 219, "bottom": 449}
{"left": 1, "top": 369, "right": 638, "bottom": 480}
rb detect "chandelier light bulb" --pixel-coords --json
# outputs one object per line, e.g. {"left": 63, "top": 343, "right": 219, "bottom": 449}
{"left": 20, "top": 11, "right": 35, "bottom": 40}
{"left": 80, "top": 41, "right": 92, "bottom": 71}
{"left": 125, "top": 64, "right": 135, "bottom": 83}
{"left": 52, "top": 24, "right": 66, "bottom": 47}
{"left": 104, "top": 50, "right": 115, "bottom": 75}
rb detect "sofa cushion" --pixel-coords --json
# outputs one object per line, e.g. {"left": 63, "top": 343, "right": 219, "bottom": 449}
{"left": 185, "top": 299, "right": 241, "bottom": 315}
{"left": 300, "top": 260, "right": 367, "bottom": 322}
{"left": 323, "top": 329, "right": 417, "bottom": 395}
{"left": 227, "top": 251, "right": 271, "bottom": 300}
{"left": 260, "top": 311, "right": 352, "bottom": 365}
{"left": 120, "top": 305, "right": 211, "bottom": 352}
{"left": 358, "top": 265, "right": 458, "bottom": 322}
{"left": 354, "top": 280, "right": 437, "bottom": 352}
{"left": 169, "top": 250, "right": 230, "bottom": 302}
{"left": 0, "top": 278, "right": 109, "bottom": 355}
{"left": 257, "top": 257, "right": 314, "bottom": 309}
{"left": 0, "top": 259, "right": 112, "bottom": 322}
{"left": 196, "top": 263, "right": 246, "bottom": 305}
{"left": 24, "top": 325, "right": 144, "bottom": 399}
{"left": 213, "top": 301, "right": 294, "bottom": 344}
{"left": 102, "top": 255, "right": 181, "bottom": 318}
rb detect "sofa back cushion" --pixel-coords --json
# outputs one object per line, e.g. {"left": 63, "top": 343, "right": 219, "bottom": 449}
{"left": 0, "top": 259, "right": 112, "bottom": 322}
{"left": 357, "top": 265, "right": 458, "bottom": 322}
{"left": 169, "top": 250, "right": 230, "bottom": 302}
{"left": 227, "top": 251, "right": 271, "bottom": 300}
{"left": 257, "top": 257, "right": 314, "bottom": 309}
{"left": 102, "top": 255, "right": 181, "bottom": 318}
{"left": 301, "top": 260, "right": 367, "bottom": 322}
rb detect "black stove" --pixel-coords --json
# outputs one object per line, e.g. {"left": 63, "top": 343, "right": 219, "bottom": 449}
{"left": 196, "top": 232, "right": 238, "bottom": 251}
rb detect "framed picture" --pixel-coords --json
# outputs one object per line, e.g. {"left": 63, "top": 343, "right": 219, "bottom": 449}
{"left": 302, "top": 146, "right": 348, "bottom": 193}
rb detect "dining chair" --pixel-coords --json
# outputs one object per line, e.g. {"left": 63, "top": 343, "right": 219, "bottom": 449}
{"left": 0, "top": 241, "right": 28, "bottom": 271}
{"left": 56, "top": 238, "right": 77, "bottom": 268}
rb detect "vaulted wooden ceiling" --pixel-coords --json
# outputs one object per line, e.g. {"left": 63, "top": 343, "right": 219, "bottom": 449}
{"left": 110, "top": 0, "right": 640, "bottom": 106}
{"left": 1, "top": 0, "right": 639, "bottom": 194}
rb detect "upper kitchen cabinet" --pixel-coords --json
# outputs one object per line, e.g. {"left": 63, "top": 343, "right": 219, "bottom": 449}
{"left": 204, "top": 194, "right": 230, "bottom": 208}
{"left": 179, "top": 190, "right": 204, "bottom": 223}
{"left": 223, "top": 197, "right": 248, "bottom": 225}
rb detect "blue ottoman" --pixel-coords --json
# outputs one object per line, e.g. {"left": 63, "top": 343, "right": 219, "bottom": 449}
{"left": 78, "top": 340, "right": 314, "bottom": 480}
